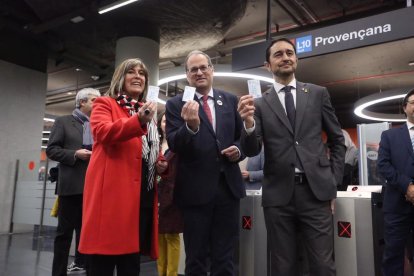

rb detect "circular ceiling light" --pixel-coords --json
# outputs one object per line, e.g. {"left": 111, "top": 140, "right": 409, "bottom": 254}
{"left": 157, "top": 64, "right": 274, "bottom": 86}
{"left": 353, "top": 88, "right": 411, "bottom": 122}
{"left": 157, "top": 72, "right": 274, "bottom": 86}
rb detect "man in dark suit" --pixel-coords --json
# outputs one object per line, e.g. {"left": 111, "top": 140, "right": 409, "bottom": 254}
{"left": 377, "top": 88, "right": 414, "bottom": 276}
{"left": 165, "top": 50, "right": 245, "bottom": 276}
{"left": 47, "top": 88, "right": 100, "bottom": 276}
{"left": 238, "top": 38, "right": 345, "bottom": 276}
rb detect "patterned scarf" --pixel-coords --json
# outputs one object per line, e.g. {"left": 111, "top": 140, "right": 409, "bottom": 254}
{"left": 116, "top": 95, "right": 139, "bottom": 116}
{"left": 72, "top": 108, "right": 93, "bottom": 149}
{"left": 116, "top": 94, "right": 159, "bottom": 190}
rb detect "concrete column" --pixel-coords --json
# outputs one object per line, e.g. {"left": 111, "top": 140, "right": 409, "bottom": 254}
{"left": 116, "top": 37, "right": 160, "bottom": 86}
{"left": 0, "top": 33, "right": 47, "bottom": 234}
{"left": 0, "top": 61, "right": 47, "bottom": 233}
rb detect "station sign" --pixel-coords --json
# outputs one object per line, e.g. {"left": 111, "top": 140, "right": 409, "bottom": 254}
{"left": 233, "top": 7, "right": 414, "bottom": 71}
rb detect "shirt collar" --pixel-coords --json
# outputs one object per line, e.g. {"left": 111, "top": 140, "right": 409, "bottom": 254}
{"left": 274, "top": 78, "right": 297, "bottom": 94}
{"left": 196, "top": 88, "right": 214, "bottom": 100}
{"left": 407, "top": 120, "right": 414, "bottom": 130}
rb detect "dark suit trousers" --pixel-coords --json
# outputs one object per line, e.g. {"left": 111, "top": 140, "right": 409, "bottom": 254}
{"left": 263, "top": 178, "right": 335, "bottom": 276}
{"left": 52, "top": 194, "right": 85, "bottom": 276}
{"left": 87, "top": 253, "right": 140, "bottom": 276}
{"left": 382, "top": 211, "right": 414, "bottom": 276}
{"left": 181, "top": 173, "right": 240, "bottom": 276}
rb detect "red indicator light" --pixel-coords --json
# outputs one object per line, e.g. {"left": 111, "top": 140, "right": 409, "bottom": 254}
{"left": 242, "top": 216, "right": 252, "bottom": 230}
{"left": 338, "top": 221, "right": 351, "bottom": 238}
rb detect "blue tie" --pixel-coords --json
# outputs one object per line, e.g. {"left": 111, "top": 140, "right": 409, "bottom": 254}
{"left": 283, "top": 86, "right": 295, "bottom": 129}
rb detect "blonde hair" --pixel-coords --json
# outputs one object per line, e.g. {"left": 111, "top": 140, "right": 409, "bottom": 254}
{"left": 106, "top": 58, "right": 149, "bottom": 101}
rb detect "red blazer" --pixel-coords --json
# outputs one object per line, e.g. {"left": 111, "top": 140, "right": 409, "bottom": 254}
{"left": 79, "top": 96, "right": 159, "bottom": 258}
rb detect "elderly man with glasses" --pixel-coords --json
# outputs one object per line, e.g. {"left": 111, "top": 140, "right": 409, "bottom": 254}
{"left": 165, "top": 50, "right": 245, "bottom": 276}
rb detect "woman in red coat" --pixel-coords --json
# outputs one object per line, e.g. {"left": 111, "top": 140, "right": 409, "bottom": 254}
{"left": 79, "top": 58, "right": 165, "bottom": 275}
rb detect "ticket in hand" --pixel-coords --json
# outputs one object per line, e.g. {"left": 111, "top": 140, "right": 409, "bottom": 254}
{"left": 247, "top": 79, "right": 262, "bottom": 98}
{"left": 182, "top": 86, "right": 196, "bottom": 102}
{"left": 146, "top": 85, "right": 160, "bottom": 102}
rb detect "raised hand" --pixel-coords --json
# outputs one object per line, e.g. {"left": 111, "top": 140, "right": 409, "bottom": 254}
{"left": 238, "top": 95, "right": 255, "bottom": 128}
{"left": 181, "top": 100, "right": 200, "bottom": 131}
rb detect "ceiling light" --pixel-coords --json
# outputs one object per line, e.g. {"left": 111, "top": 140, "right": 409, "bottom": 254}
{"left": 91, "top": 75, "right": 100, "bottom": 81}
{"left": 98, "top": 0, "right": 139, "bottom": 14}
{"left": 409, "top": 61, "right": 414, "bottom": 66}
{"left": 354, "top": 88, "right": 409, "bottom": 122}
{"left": 70, "top": 16, "right": 85, "bottom": 23}
{"left": 44, "top": 118, "right": 55, "bottom": 122}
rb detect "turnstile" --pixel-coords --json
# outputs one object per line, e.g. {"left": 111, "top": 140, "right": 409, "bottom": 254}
{"left": 239, "top": 186, "right": 384, "bottom": 276}
{"left": 239, "top": 190, "right": 268, "bottom": 276}
{"left": 334, "top": 186, "right": 384, "bottom": 276}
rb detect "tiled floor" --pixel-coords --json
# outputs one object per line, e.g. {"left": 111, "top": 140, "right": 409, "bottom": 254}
{"left": 0, "top": 228, "right": 159, "bottom": 276}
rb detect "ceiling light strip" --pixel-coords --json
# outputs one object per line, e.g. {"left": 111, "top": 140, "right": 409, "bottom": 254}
{"left": 99, "top": 0, "right": 139, "bottom": 14}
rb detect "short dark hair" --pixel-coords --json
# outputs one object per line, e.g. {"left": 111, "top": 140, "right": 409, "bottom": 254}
{"left": 157, "top": 110, "right": 166, "bottom": 144}
{"left": 403, "top": 88, "right": 414, "bottom": 107}
{"left": 265, "top": 38, "right": 297, "bottom": 63}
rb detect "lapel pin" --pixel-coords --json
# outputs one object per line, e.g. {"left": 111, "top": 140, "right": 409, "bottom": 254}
{"left": 217, "top": 100, "right": 223, "bottom": 106}
{"left": 302, "top": 88, "right": 309, "bottom": 93}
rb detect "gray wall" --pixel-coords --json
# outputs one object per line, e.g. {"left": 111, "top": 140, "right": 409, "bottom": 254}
{"left": 0, "top": 60, "right": 47, "bottom": 233}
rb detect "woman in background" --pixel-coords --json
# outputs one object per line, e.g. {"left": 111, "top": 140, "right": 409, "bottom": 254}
{"left": 339, "top": 129, "right": 359, "bottom": 191}
{"left": 79, "top": 58, "right": 163, "bottom": 275}
{"left": 157, "top": 111, "right": 183, "bottom": 276}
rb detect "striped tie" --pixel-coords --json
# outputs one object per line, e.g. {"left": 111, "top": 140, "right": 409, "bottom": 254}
{"left": 412, "top": 135, "right": 414, "bottom": 151}
{"left": 202, "top": 95, "right": 213, "bottom": 125}
{"left": 411, "top": 126, "right": 414, "bottom": 151}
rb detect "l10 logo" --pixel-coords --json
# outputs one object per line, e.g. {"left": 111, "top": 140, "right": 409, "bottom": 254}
{"left": 296, "top": 35, "right": 313, "bottom": 54}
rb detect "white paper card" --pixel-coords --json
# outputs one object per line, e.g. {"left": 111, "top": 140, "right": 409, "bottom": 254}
{"left": 182, "top": 86, "right": 196, "bottom": 102}
{"left": 146, "top": 85, "right": 160, "bottom": 102}
{"left": 247, "top": 79, "right": 262, "bottom": 98}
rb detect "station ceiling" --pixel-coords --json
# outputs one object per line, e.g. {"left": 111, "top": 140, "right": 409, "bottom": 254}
{"left": 1, "top": 0, "right": 413, "bottom": 128}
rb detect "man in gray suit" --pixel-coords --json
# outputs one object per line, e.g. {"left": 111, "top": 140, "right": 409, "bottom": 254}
{"left": 47, "top": 88, "right": 100, "bottom": 275}
{"left": 238, "top": 38, "right": 345, "bottom": 276}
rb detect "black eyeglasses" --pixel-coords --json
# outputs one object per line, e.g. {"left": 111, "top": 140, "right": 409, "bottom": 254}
{"left": 187, "top": 65, "right": 211, "bottom": 75}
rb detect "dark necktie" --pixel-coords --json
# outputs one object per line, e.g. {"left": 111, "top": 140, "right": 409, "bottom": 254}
{"left": 202, "top": 95, "right": 213, "bottom": 125}
{"left": 283, "top": 86, "right": 295, "bottom": 129}
{"left": 283, "top": 86, "right": 303, "bottom": 170}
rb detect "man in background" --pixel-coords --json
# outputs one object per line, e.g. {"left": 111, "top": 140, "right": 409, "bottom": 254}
{"left": 377, "top": 88, "right": 414, "bottom": 276}
{"left": 47, "top": 88, "right": 100, "bottom": 275}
